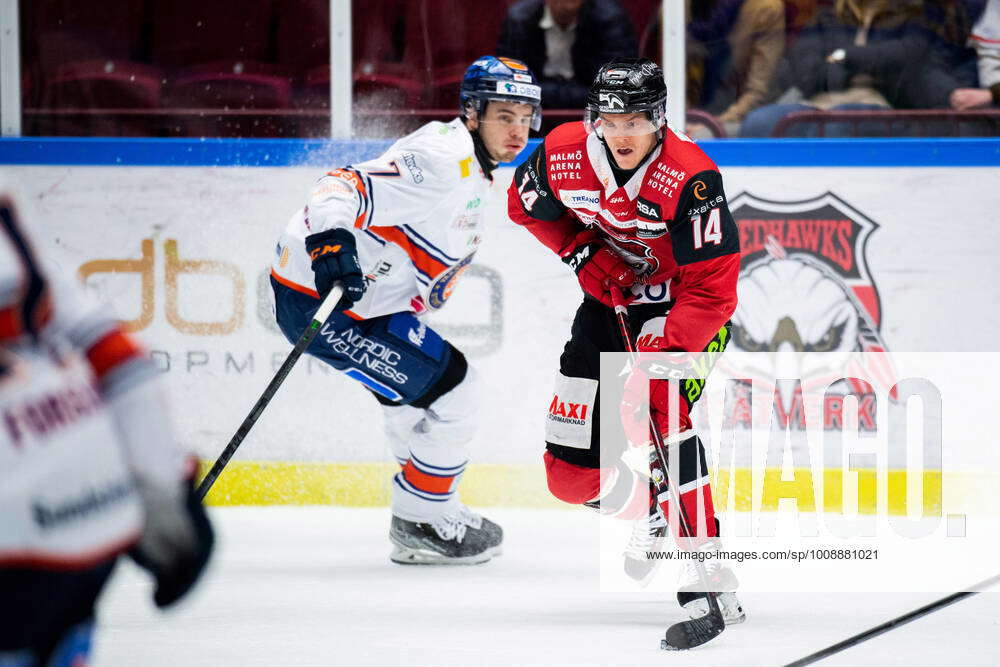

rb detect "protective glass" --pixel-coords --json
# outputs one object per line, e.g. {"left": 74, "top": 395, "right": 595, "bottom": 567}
{"left": 584, "top": 112, "right": 663, "bottom": 138}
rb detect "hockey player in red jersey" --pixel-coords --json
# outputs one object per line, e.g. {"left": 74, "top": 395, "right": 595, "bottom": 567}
{"left": 0, "top": 184, "right": 214, "bottom": 665}
{"left": 507, "top": 58, "right": 744, "bottom": 623}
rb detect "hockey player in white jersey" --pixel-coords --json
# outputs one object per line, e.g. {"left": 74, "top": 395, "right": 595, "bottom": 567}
{"left": 270, "top": 56, "right": 542, "bottom": 564}
{"left": 0, "top": 184, "right": 214, "bottom": 665}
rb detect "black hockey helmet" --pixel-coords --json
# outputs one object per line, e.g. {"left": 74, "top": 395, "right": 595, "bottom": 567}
{"left": 585, "top": 58, "right": 667, "bottom": 137}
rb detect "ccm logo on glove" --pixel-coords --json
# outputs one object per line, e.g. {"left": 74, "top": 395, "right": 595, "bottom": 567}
{"left": 562, "top": 235, "right": 635, "bottom": 308}
{"left": 304, "top": 228, "right": 365, "bottom": 307}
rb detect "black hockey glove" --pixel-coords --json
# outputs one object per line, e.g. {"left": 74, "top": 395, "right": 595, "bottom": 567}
{"left": 305, "top": 228, "right": 365, "bottom": 307}
{"left": 129, "top": 468, "right": 215, "bottom": 608}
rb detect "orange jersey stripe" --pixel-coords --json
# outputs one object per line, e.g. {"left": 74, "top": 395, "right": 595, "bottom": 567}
{"left": 368, "top": 227, "right": 449, "bottom": 279}
{"left": 269, "top": 269, "right": 364, "bottom": 320}
{"left": 271, "top": 268, "right": 319, "bottom": 298}
{"left": 86, "top": 329, "right": 144, "bottom": 379}
{"left": 402, "top": 460, "right": 456, "bottom": 495}
{"left": 324, "top": 168, "right": 370, "bottom": 229}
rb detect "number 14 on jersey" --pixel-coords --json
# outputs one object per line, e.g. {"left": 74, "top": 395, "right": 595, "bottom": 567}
{"left": 691, "top": 208, "right": 723, "bottom": 249}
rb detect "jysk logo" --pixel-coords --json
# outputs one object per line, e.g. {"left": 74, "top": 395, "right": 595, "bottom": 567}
{"left": 635, "top": 197, "right": 661, "bottom": 221}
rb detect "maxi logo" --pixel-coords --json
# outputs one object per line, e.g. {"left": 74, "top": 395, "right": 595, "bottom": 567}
{"left": 320, "top": 325, "right": 409, "bottom": 385}
{"left": 548, "top": 394, "right": 589, "bottom": 425}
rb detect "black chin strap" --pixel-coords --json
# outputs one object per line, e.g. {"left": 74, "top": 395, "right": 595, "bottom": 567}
{"left": 470, "top": 129, "right": 497, "bottom": 181}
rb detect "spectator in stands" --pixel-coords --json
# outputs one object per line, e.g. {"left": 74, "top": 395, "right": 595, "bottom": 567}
{"left": 686, "top": 0, "right": 786, "bottom": 136}
{"left": 739, "top": 0, "right": 929, "bottom": 137}
{"left": 908, "top": 0, "right": 981, "bottom": 111}
{"left": 950, "top": 0, "right": 1000, "bottom": 108}
{"left": 497, "top": 0, "right": 638, "bottom": 108}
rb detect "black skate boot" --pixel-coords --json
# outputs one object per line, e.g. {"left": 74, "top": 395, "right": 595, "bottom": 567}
{"left": 676, "top": 538, "right": 746, "bottom": 625}
{"left": 456, "top": 504, "right": 503, "bottom": 556}
{"left": 389, "top": 507, "right": 499, "bottom": 565}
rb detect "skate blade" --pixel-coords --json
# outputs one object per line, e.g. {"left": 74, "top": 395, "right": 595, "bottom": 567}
{"left": 623, "top": 558, "right": 661, "bottom": 587}
{"left": 682, "top": 593, "right": 746, "bottom": 625}
{"left": 389, "top": 545, "right": 493, "bottom": 566}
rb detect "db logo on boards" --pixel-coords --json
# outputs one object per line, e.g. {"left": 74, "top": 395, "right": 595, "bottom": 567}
{"left": 79, "top": 239, "right": 245, "bottom": 335}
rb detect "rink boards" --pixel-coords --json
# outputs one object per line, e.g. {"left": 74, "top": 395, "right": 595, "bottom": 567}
{"left": 2, "top": 137, "right": 999, "bottom": 515}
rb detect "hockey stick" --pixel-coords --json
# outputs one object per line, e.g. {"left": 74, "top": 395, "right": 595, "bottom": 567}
{"left": 195, "top": 284, "right": 344, "bottom": 500}
{"left": 609, "top": 290, "right": 726, "bottom": 650}
{"left": 783, "top": 573, "right": 1000, "bottom": 666}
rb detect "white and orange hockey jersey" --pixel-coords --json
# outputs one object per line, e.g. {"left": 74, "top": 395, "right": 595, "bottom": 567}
{"left": 271, "top": 117, "right": 491, "bottom": 319}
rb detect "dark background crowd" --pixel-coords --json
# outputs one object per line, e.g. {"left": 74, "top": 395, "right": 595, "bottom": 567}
{"left": 19, "top": 0, "right": 1000, "bottom": 138}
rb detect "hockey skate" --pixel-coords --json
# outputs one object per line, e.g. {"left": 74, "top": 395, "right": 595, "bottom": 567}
{"left": 676, "top": 538, "right": 746, "bottom": 625}
{"left": 389, "top": 505, "right": 502, "bottom": 565}
{"left": 623, "top": 498, "right": 668, "bottom": 586}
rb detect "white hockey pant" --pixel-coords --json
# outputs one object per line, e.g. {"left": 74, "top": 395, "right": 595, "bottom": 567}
{"left": 383, "top": 368, "right": 480, "bottom": 522}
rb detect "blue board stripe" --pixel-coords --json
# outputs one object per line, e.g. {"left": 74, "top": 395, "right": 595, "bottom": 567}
{"left": 1, "top": 136, "right": 997, "bottom": 168}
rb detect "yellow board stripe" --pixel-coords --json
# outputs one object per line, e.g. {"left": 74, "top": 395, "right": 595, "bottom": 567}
{"left": 199, "top": 461, "right": 564, "bottom": 508}
{"left": 199, "top": 461, "right": 995, "bottom": 516}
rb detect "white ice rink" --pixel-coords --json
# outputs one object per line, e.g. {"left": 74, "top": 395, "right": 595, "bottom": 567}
{"left": 92, "top": 508, "right": 999, "bottom": 666}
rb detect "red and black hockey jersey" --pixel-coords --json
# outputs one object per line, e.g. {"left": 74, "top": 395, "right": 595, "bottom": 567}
{"left": 506, "top": 122, "right": 740, "bottom": 352}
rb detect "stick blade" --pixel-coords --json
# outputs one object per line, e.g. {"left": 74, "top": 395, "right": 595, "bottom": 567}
{"left": 660, "top": 607, "right": 725, "bottom": 650}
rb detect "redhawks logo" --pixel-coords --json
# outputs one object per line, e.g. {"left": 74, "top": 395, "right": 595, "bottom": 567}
{"left": 727, "top": 192, "right": 895, "bottom": 430}
{"left": 730, "top": 191, "right": 885, "bottom": 343}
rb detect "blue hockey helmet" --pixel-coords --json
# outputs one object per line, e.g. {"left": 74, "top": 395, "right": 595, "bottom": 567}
{"left": 460, "top": 56, "right": 542, "bottom": 131}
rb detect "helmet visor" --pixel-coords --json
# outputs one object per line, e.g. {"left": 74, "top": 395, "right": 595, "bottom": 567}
{"left": 584, "top": 111, "right": 662, "bottom": 138}
{"left": 481, "top": 96, "right": 542, "bottom": 131}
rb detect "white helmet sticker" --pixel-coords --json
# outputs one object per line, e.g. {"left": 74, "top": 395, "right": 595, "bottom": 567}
{"left": 494, "top": 81, "right": 541, "bottom": 102}
{"left": 598, "top": 92, "right": 626, "bottom": 112}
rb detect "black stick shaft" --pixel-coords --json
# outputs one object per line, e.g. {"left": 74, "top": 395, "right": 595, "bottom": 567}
{"left": 610, "top": 293, "right": 723, "bottom": 619}
{"left": 195, "top": 285, "right": 343, "bottom": 500}
{"left": 784, "top": 573, "right": 1000, "bottom": 666}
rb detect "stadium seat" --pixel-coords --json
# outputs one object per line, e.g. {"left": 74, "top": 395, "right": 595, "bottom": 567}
{"left": 150, "top": 0, "right": 275, "bottom": 68}
{"left": 167, "top": 61, "right": 294, "bottom": 110}
{"left": 424, "top": 0, "right": 513, "bottom": 108}
{"left": 296, "top": 0, "right": 427, "bottom": 111}
{"left": 41, "top": 60, "right": 163, "bottom": 109}
{"left": 22, "top": 0, "right": 146, "bottom": 113}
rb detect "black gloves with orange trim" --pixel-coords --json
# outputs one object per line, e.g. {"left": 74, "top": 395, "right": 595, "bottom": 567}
{"left": 305, "top": 228, "right": 365, "bottom": 308}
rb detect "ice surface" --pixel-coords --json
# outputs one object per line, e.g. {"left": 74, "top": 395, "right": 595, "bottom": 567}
{"left": 93, "top": 508, "right": 999, "bottom": 666}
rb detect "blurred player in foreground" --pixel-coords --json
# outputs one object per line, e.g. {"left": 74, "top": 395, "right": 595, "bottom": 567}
{"left": 0, "top": 183, "right": 214, "bottom": 665}
{"left": 507, "top": 58, "right": 745, "bottom": 621}
{"left": 270, "top": 56, "right": 541, "bottom": 565}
